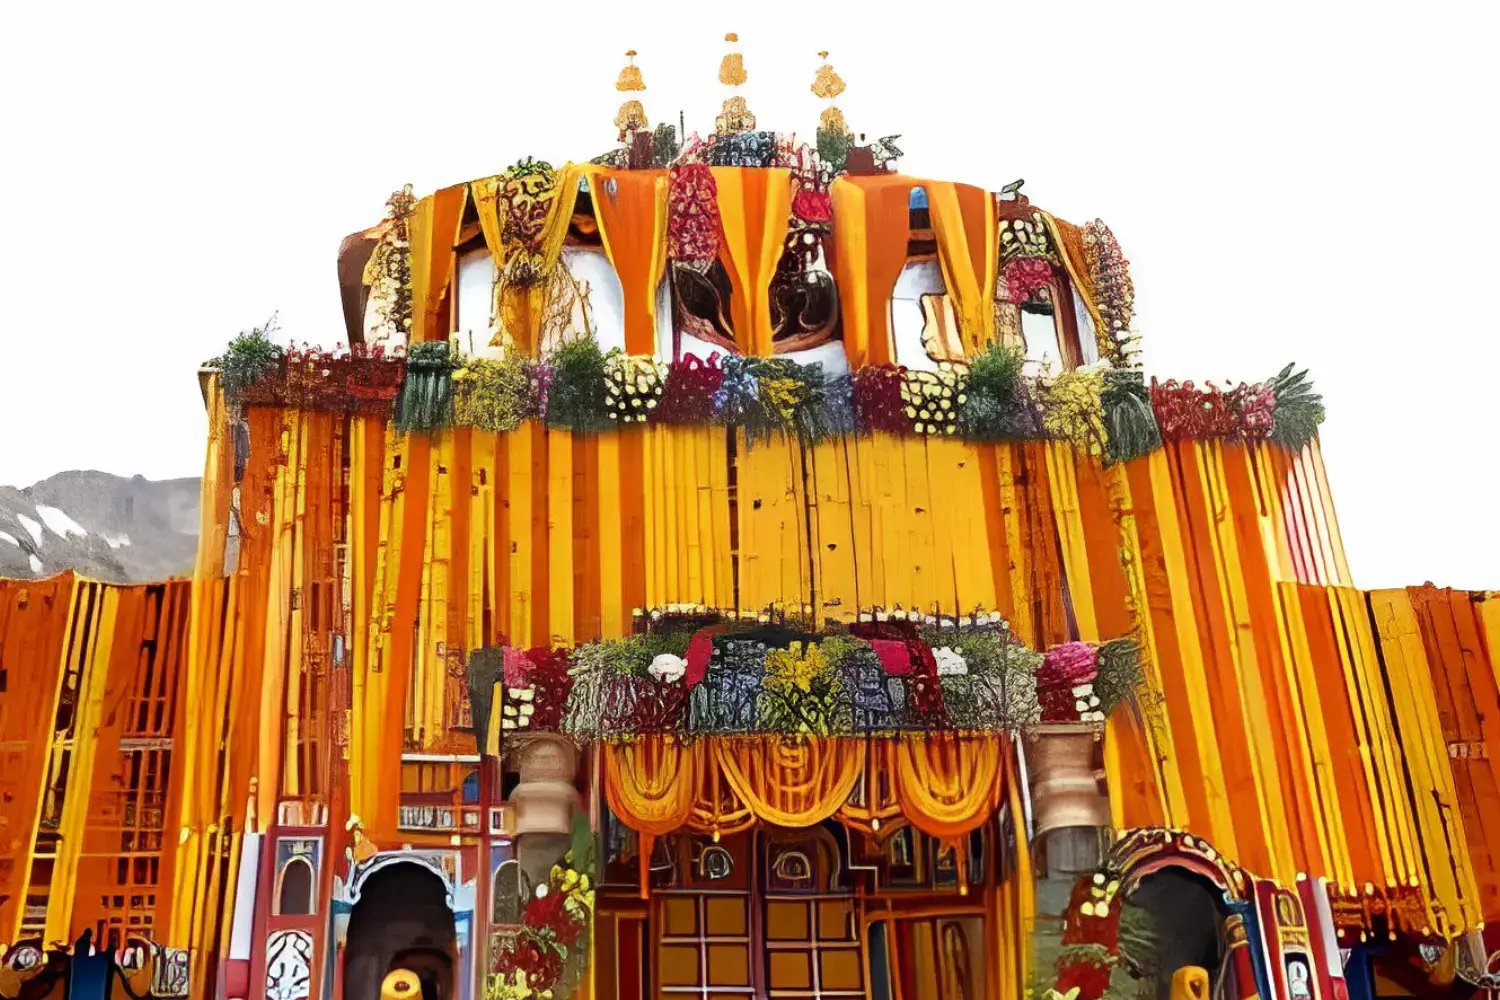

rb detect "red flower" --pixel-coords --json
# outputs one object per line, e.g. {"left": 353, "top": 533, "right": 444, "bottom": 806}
{"left": 1003, "top": 258, "right": 1055, "bottom": 304}
{"left": 1056, "top": 958, "right": 1112, "bottom": 1000}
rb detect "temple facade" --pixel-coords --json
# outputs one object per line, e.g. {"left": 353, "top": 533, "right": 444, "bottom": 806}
{"left": 2, "top": 44, "right": 1499, "bottom": 1000}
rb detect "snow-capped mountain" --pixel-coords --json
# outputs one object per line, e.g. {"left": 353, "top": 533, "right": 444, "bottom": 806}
{"left": 0, "top": 472, "right": 200, "bottom": 582}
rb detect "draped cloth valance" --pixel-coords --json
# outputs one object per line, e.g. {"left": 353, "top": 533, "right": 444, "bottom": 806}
{"left": 604, "top": 734, "right": 1011, "bottom": 896}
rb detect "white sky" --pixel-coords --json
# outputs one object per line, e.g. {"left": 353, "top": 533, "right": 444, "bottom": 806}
{"left": 1, "top": 0, "right": 1495, "bottom": 590}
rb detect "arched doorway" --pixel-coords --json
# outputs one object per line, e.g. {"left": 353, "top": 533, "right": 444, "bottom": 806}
{"left": 343, "top": 862, "right": 458, "bottom": 1000}
{"left": 1118, "top": 868, "right": 1230, "bottom": 1000}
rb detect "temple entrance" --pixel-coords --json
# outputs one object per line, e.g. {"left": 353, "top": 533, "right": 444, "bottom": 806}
{"left": 343, "top": 862, "right": 458, "bottom": 1000}
{"left": 1118, "top": 869, "right": 1230, "bottom": 1000}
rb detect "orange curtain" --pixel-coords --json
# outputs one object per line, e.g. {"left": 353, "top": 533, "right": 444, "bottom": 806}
{"left": 408, "top": 185, "right": 467, "bottom": 344}
{"left": 926, "top": 181, "right": 997, "bottom": 353}
{"left": 829, "top": 174, "right": 915, "bottom": 367}
{"left": 893, "top": 734, "right": 1006, "bottom": 839}
{"left": 713, "top": 167, "right": 794, "bottom": 356}
{"left": 605, "top": 737, "right": 698, "bottom": 897}
{"left": 711, "top": 737, "right": 862, "bottom": 828}
{"left": 591, "top": 168, "right": 669, "bottom": 354}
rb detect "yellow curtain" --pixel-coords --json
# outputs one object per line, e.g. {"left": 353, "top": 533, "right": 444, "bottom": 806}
{"left": 713, "top": 166, "right": 794, "bottom": 356}
{"left": 590, "top": 167, "right": 669, "bottom": 354}
{"left": 605, "top": 738, "right": 698, "bottom": 897}
{"left": 408, "top": 184, "right": 468, "bottom": 344}
{"left": 470, "top": 166, "right": 583, "bottom": 355}
{"left": 926, "top": 180, "right": 997, "bottom": 353}
{"left": 893, "top": 734, "right": 1006, "bottom": 839}
{"left": 829, "top": 174, "right": 915, "bottom": 367}
{"left": 711, "top": 737, "right": 862, "bottom": 828}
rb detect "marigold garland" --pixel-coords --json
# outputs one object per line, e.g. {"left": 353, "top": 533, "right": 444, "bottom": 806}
{"left": 216, "top": 338, "right": 1322, "bottom": 457}
{"left": 1039, "top": 364, "right": 1109, "bottom": 456}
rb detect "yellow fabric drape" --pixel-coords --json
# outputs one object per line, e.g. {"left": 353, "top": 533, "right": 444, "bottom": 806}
{"left": 408, "top": 185, "right": 468, "bottom": 344}
{"left": 893, "top": 735, "right": 1006, "bottom": 839}
{"left": 711, "top": 737, "right": 863, "bottom": 828}
{"left": 712, "top": 167, "right": 794, "bottom": 356}
{"left": 590, "top": 167, "right": 669, "bottom": 354}
{"left": 605, "top": 738, "right": 698, "bottom": 897}
{"left": 470, "top": 165, "right": 583, "bottom": 355}
{"left": 926, "top": 181, "right": 997, "bottom": 352}
{"left": 1041, "top": 212, "right": 1107, "bottom": 353}
{"left": 829, "top": 174, "right": 916, "bottom": 367}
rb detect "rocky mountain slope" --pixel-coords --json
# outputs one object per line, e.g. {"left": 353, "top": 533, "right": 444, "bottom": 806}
{"left": 0, "top": 472, "right": 201, "bottom": 583}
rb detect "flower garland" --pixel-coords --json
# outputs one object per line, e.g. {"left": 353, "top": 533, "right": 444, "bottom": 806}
{"left": 1083, "top": 220, "right": 1136, "bottom": 359}
{"left": 486, "top": 860, "right": 594, "bottom": 1000}
{"left": 217, "top": 336, "right": 1325, "bottom": 457}
{"left": 1047, "top": 870, "right": 1126, "bottom": 1000}
{"left": 481, "top": 610, "right": 1141, "bottom": 744}
{"left": 215, "top": 333, "right": 406, "bottom": 418}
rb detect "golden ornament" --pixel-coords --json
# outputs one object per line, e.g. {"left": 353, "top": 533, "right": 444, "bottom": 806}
{"left": 812, "top": 51, "right": 845, "bottom": 100}
{"left": 716, "top": 95, "right": 756, "bottom": 134}
{"left": 614, "top": 99, "right": 648, "bottom": 141}
{"left": 819, "top": 106, "right": 848, "bottom": 134}
{"left": 616, "top": 49, "right": 645, "bottom": 92}
{"left": 719, "top": 32, "right": 747, "bottom": 86}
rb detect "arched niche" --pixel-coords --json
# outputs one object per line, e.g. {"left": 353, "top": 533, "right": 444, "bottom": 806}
{"left": 343, "top": 862, "right": 457, "bottom": 1000}
{"left": 275, "top": 855, "right": 315, "bottom": 917}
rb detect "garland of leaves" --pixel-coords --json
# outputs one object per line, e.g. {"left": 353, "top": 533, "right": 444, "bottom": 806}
{"left": 217, "top": 335, "right": 1326, "bottom": 455}
{"left": 470, "top": 610, "right": 1141, "bottom": 745}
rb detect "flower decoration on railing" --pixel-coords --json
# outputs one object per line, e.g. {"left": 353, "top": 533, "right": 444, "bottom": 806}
{"left": 1047, "top": 870, "right": 1126, "bottom": 1000}
{"left": 486, "top": 860, "right": 593, "bottom": 1000}
{"left": 214, "top": 335, "right": 1326, "bottom": 458}
{"left": 478, "top": 609, "right": 1139, "bottom": 745}
{"left": 217, "top": 328, "right": 407, "bottom": 418}
{"left": 604, "top": 354, "right": 666, "bottom": 423}
{"left": 1038, "top": 641, "right": 1103, "bottom": 723}
{"left": 902, "top": 364, "right": 967, "bottom": 436}
{"left": 1150, "top": 373, "right": 1293, "bottom": 446}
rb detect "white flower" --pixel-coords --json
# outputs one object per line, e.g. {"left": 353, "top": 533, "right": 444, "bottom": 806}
{"left": 649, "top": 653, "right": 687, "bottom": 683}
{"left": 934, "top": 647, "right": 968, "bottom": 677}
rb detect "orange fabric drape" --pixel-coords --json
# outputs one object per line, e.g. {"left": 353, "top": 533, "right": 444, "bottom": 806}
{"left": 713, "top": 167, "right": 794, "bottom": 356}
{"left": 591, "top": 168, "right": 669, "bottom": 354}
{"left": 605, "top": 738, "right": 698, "bottom": 897}
{"left": 893, "top": 734, "right": 1006, "bottom": 840}
{"left": 711, "top": 737, "right": 863, "bottom": 828}
{"left": 926, "top": 181, "right": 997, "bottom": 353}
{"left": 408, "top": 185, "right": 467, "bottom": 344}
{"left": 829, "top": 174, "right": 916, "bottom": 367}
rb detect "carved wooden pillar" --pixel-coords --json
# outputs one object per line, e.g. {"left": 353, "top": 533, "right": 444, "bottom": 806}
{"left": 1024, "top": 722, "right": 1110, "bottom": 868}
{"left": 507, "top": 734, "right": 579, "bottom": 893}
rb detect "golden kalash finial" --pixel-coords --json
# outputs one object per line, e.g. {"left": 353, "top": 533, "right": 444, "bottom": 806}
{"left": 616, "top": 49, "right": 645, "bottom": 92}
{"left": 614, "top": 49, "right": 649, "bottom": 141}
{"left": 716, "top": 33, "right": 755, "bottom": 133}
{"left": 719, "top": 32, "right": 748, "bottom": 86}
{"left": 812, "top": 50, "right": 845, "bottom": 100}
{"left": 813, "top": 51, "right": 849, "bottom": 136}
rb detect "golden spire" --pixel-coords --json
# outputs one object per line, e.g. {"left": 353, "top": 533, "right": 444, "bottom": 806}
{"left": 716, "top": 32, "right": 754, "bottom": 133}
{"left": 811, "top": 50, "right": 845, "bottom": 100}
{"left": 813, "top": 50, "right": 849, "bottom": 135}
{"left": 616, "top": 49, "right": 645, "bottom": 92}
{"left": 614, "top": 48, "right": 649, "bottom": 141}
{"left": 719, "top": 32, "right": 747, "bottom": 86}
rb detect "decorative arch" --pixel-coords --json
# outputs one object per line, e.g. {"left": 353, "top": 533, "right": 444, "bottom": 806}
{"left": 275, "top": 856, "right": 316, "bottom": 916}
{"left": 491, "top": 859, "right": 522, "bottom": 926}
{"left": 1109, "top": 828, "right": 1247, "bottom": 903}
{"left": 345, "top": 850, "right": 458, "bottom": 912}
{"left": 342, "top": 861, "right": 457, "bottom": 1000}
